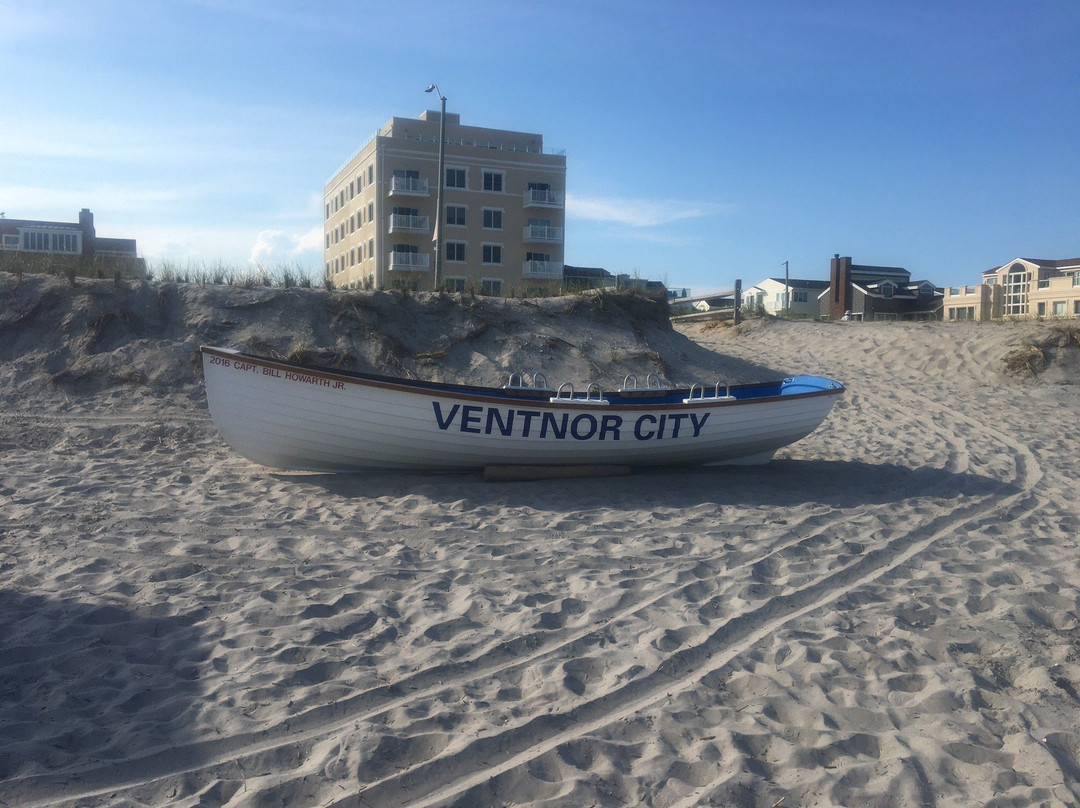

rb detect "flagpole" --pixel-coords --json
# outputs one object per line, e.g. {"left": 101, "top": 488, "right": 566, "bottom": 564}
{"left": 426, "top": 84, "right": 446, "bottom": 292}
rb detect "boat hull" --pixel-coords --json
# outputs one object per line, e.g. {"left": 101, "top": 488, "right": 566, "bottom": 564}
{"left": 201, "top": 347, "right": 843, "bottom": 472}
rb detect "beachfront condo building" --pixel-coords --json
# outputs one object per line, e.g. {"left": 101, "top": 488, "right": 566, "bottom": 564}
{"left": 324, "top": 111, "right": 566, "bottom": 295}
{"left": 942, "top": 257, "right": 1080, "bottom": 321}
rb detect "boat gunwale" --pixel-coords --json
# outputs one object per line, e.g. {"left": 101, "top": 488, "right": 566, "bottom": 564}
{"left": 200, "top": 345, "right": 844, "bottom": 411}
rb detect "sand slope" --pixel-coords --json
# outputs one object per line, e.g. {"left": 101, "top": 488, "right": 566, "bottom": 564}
{"left": 2, "top": 273, "right": 1080, "bottom": 807}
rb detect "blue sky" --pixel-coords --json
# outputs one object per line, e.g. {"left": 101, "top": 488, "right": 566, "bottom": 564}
{"left": 2, "top": 0, "right": 1077, "bottom": 293}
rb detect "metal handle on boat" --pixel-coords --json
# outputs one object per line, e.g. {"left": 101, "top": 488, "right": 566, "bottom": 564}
{"left": 683, "top": 381, "right": 734, "bottom": 404}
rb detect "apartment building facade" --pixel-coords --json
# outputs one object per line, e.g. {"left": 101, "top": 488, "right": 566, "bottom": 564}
{"left": 324, "top": 111, "right": 566, "bottom": 295}
{"left": 942, "top": 257, "right": 1080, "bottom": 320}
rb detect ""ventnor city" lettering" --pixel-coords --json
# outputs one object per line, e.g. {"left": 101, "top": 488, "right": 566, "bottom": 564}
{"left": 431, "top": 402, "right": 710, "bottom": 442}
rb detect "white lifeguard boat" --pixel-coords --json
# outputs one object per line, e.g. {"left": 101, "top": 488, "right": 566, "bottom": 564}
{"left": 201, "top": 346, "right": 843, "bottom": 473}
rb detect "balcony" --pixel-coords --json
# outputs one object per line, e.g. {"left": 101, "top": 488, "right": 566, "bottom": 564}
{"left": 387, "top": 252, "right": 430, "bottom": 272}
{"left": 389, "top": 176, "right": 429, "bottom": 196}
{"left": 523, "top": 188, "right": 564, "bottom": 208}
{"left": 387, "top": 213, "right": 430, "bottom": 233}
{"left": 523, "top": 224, "right": 563, "bottom": 243}
{"left": 947, "top": 285, "right": 979, "bottom": 296}
{"left": 523, "top": 260, "right": 563, "bottom": 280}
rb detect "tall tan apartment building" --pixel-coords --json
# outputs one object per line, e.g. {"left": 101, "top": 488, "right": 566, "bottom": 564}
{"left": 324, "top": 111, "right": 566, "bottom": 294}
{"left": 942, "top": 257, "right": 1080, "bottom": 320}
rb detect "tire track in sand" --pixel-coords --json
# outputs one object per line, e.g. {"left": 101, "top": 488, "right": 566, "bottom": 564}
{"left": 340, "top": 379, "right": 1044, "bottom": 808}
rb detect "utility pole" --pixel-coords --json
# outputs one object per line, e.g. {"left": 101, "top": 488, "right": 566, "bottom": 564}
{"left": 783, "top": 260, "right": 790, "bottom": 317}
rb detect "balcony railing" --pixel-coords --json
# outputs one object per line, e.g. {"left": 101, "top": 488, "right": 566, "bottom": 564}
{"left": 389, "top": 176, "right": 429, "bottom": 196}
{"left": 387, "top": 252, "right": 430, "bottom": 272}
{"left": 387, "top": 214, "right": 430, "bottom": 233}
{"left": 523, "top": 224, "right": 563, "bottom": 243}
{"left": 523, "top": 188, "right": 564, "bottom": 207}
{"left": 522, "top": 260, "right": 564, "bottom": 279}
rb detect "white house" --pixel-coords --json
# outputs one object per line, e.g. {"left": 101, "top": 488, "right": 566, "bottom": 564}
{"left": 745, "top": 277, "right": 830, "bottom": 317}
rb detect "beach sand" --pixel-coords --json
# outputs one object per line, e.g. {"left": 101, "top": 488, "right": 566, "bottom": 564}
{"left": 2, "top": 272, "right": 1080, "bottom": 807}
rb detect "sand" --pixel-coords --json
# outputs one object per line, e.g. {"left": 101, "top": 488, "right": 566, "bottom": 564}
{"left": 2, "top": 272, "right": 1080, "bottom": 807}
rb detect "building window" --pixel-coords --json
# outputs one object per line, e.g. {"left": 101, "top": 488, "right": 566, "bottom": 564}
{"left": 446, "top": 242, "right": 466, "bottom": 262}
{"left": 446, "top": 167, "right": 466, "bottom": 188}
{"left": 481, "top": 278, "right": 503, "bottom": 296}
{"left": 483, "top": 209, "right": 503, "bottom": 229}
{"left": 793, "top": 290, "right": 808, "bottom": 303}
{"left": 444, "top": 277, "right": 466, "bottom": 292}
{"left": 368, "top": 238, "right": 374, "bottom": 259}
{"left": 482, "top": 244, "right": 502, "bottom": 265}
{"left": 483, "top": 171, "right": 504, "bottom": 192}
{"left": 1053, "top": 301, "right": 1066, "bottom": 317}
{"left": 368, "top": 165, "right": 373, "bottom": 184}
{"left": 1073, "top": 272, "right": 1080, "bottom": 287}
{"left": 1037, "top": 302, "right": 1046, "bottom": 317}
{"left": 368, "top": 202, "right": 374, "bottom": 222}
{"left": 446, "top": 205, "right": 466, "bottom": 227}
{"left": 1074, "top": 300, "right": 1080, "bottom": 315}
{"left": 350, "top": 215, "right": 355, "bottom": 233}
{"left": 1005, "top": 265, "right": 1028, "bottom": 316}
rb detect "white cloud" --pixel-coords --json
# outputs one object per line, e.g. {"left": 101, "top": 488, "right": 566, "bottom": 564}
{"left": 566, "top": 193, "right": 736, "bottom": 227}
{"left": 0, "top": 117, "right": 279, "bottom": 165}
{"left": 0, "top": 184, "right": 189, "bottom": 216}
{"left": 249, "top": 228, "right": 322, "bottom": 268}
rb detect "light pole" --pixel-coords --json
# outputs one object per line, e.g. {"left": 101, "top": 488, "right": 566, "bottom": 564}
{"left": 783, "top": 260, "right": 789, "bottom": 317}
{"left": 425, "top": 84, "right": 446, "bottom": 291}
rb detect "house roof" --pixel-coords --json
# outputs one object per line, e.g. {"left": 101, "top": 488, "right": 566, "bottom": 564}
{"left": 563, "top": 265, "right": 612, "bottom": 279}
{"left": 854, "top": 282, "right": 918, "bottom": 300}
{"left": 764, "top": 278, "right": 830, "bottom": 290}
{"left": 983, "top": 257, "right": 1080, "bottom": 275}
{"left": 0, "top": 217, "right": 82, "bottom": 235}
{"left": 849, "top": 264, "right": 910, "bottom": 283}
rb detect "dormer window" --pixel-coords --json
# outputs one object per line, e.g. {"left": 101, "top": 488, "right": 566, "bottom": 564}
{"left": 881, "top": 281, "right": 895, "bottom": 299}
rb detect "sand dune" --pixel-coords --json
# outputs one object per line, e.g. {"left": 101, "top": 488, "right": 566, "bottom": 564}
{"left": 2, "top": 273, "right": 1080, "bottom": 807}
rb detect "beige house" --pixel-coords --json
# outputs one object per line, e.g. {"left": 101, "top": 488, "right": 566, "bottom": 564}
{"left": 943, "top": 257, "right": 1080, "bottom": 320}
{"left": 324, "top": 111, "right": 566, "bottom": 295}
